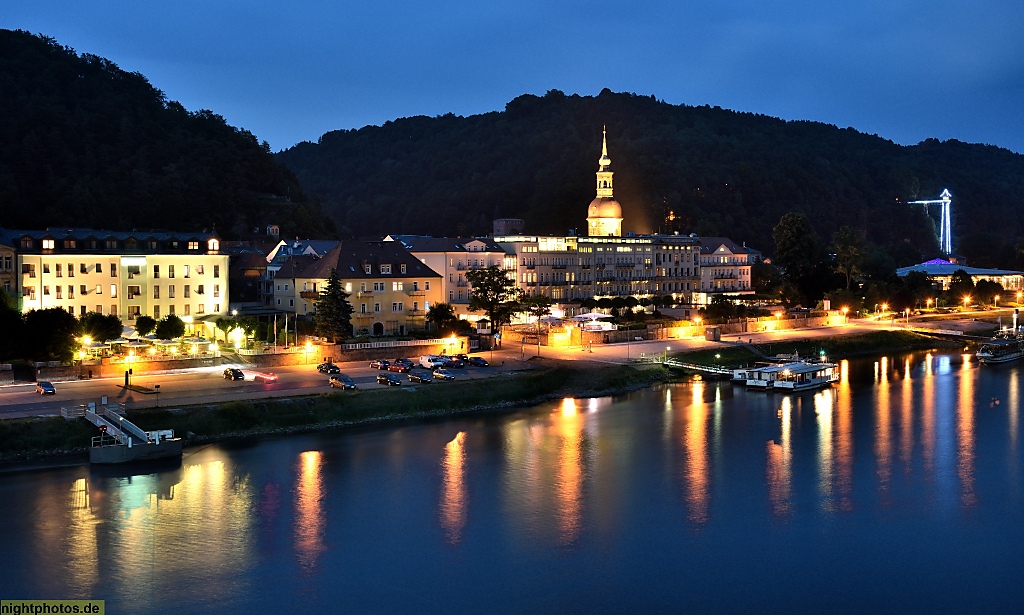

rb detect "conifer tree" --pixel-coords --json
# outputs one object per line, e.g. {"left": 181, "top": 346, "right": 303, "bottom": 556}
{"left": 314, "top": 269, "right": 353, "bottom": 342}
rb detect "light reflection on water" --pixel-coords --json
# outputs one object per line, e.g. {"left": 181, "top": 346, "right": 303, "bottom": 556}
{"left": 5, "top": 350, "right": 1024, "bottom": 613}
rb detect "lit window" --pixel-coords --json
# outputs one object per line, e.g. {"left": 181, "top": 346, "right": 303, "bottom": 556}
{"left": 42, "top": 239, "right": 54, "bottom": 250}
{"left": 188, "top": 241, "right": 199, "bottom": 250}
{"left": 207, "top": 239, "right": 219, "bottom": 251}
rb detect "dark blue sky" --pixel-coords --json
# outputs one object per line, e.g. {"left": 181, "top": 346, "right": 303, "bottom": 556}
{"left": 7, "top": 1, "right": 1024, "bottom": 153}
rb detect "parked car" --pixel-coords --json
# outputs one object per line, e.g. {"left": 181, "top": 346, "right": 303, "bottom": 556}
{"left": 419, "top": 355, "right": 446, "bottom": 368}
{"left": 433, "top": 369, "right": 455, "bottom": 381}
{"left": 393, "top": 358, "right": 415, "bottom": 369}
{"left": 377, "top": 373, "right": 401, "bottom": 386}
{"left": 468, "top": 357, "right": 489, "bottom": 367}
{"left": 317, "top": 362, "right": 341, "bottom": 374}
{"left": 223, "top": 368, "right": 245, "bottom": 381}
{"left": 454, "top": 354, "right": 469, "bottom": 362}
{"left": 329, "top": 374, "right": 357, "bottom": 389}
{"left": 369, "top": 360, "right": 391, "bottom": 370}
{"left": 253, "top": 372, "right": 278, "bottom": 383}
{"left": 442, "top": 358, "right": 465, "bottom": 368}
{"left": 388, "top": 363, "right": 410, "bottom": 373}
{"left": 35, "top": 381, "right": 56, "bottom": 395}
{"left": 407, "top": 372, "right": 433, "bottom": 384}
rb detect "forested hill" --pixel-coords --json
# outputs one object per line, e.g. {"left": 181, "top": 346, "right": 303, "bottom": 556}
{"left": 278, "top": 89, "right": 1024, "bottom": 268}
{"left": 0, "top": 30, "right": 333, "bottom": 238}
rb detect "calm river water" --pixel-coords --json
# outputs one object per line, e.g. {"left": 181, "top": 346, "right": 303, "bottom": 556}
{"left": 2, "top": 351, "right": 1023, "bottom": 613}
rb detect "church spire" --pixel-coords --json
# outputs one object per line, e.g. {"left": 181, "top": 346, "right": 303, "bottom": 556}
{"left": 598, "top": 125, "right": 611, "bottom": 171}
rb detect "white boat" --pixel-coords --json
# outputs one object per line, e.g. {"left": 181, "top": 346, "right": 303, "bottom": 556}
{"left": 976, "top": 336, "right": 1024, "bottom": 364}
{"left": 744, "top": 360, "right": 838, "bottom": 392}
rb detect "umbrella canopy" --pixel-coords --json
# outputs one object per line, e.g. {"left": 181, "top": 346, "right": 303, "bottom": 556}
{"left": 539, "top": 315, "right": 563, "bottom": 323}
{"left": 574, "top": 311, "right": 613, "bottom": 320}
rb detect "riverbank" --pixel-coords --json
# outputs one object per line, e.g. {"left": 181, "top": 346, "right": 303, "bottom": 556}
{"left": 0, "top": 330, "right": 968, "bottom": 467}
{"left": 0, "top": 360, "right": 674, "bottom": 465}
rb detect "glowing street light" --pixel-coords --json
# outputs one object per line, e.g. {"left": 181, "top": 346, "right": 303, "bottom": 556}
{"left": 995, "top": 295, "right": 1000, "bottom": 308}
{"left": 926, "top": 298, "right": 933, "bottom": 309}
{"left": 881, "top": 303, "right": 888, "bottom": 314}
{"left": 304, "top": 340, "right": 312, "bottom": 364}
{"left": 963, "top": 296, "right": 971, "bottom": 311}
{"left": 1017, "top": 291, "right": 1023, "bottom": 305}
{"left": 841, "top": 306, "right": 849, "bottom": 323}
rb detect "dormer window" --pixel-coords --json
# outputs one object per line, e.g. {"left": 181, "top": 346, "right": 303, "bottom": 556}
{"left": 400, "top": 264, "right": 407, "bottom": 274}
{"left": 20, "top": 238, "right": 32, "bottom": 249}
{"left": 42, "top": 239, "right": 55, "bottom": 250}
{"left": 188, "top": 241, "right": 199, "bottom": 250}
{"left": 381, "top": 264, "right": 392, "bottom": 275}
{"left": 63, "top": 239, "right": 76, "bottom": 249}
{"left": 207, "top": 239, "right": 219, "bottom": 251}
{"left": 364, "top": 265, "right": 371, "bottom": 275}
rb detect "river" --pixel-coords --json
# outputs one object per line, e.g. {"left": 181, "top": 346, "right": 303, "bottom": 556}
{"left": 2, "top": 351, "right": 1022, "bottom": 613}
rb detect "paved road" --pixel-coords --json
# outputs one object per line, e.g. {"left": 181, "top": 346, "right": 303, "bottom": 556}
{"left": 1, "top": 314, "right": 996, "bottom": 420}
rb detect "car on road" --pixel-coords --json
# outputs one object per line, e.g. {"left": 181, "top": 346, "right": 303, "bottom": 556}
{"left": 223, "top": 368, "right": 245, "bottom": 381}
{"left": 433, "top": 369, "right": 455, "bottom": 381}
{"left": 35, "top": 381, "right": 56, "bottom": 395}
{"left": 317, "top": 363, "right": 341, "bottom": 374}
{"left": 329, "top": 374, "right": 357, "bottom": 389}
{"left": 387, "top": 363, "right": 410, "bottom": 373}
{"left": 407, "top": 372, "right": 432, "bottom": 384}
{"left": 468, "top": 357, "right": 489, "bottom": 367}
{"left": 369, "top": 360, "right": 391, "bottom": 370}
{"left": 377, "top": 373, "right": 402, "bottom": 386}
{"left": 393, "top": 358, "right": 415, "bottom": 369}
{"left": 441, "top": 358, "right": 465, "bottom": 368}
{"left": 253, "top": 372, "right": 278, "bottom": 383}
{"left": 419, "top": 355, "right": 446, "bottom": 368}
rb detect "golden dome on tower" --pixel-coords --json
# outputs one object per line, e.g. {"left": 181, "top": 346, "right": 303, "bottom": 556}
{"left": 588, "top": 197, "right": 622, "bottom": 219}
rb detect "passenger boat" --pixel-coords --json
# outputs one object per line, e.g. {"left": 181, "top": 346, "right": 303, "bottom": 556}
{"left": 976, "top": 336, "right": 1024, "bottom": 365}
{"left": 744, "top": 360, "right": 838, "bottom": 392}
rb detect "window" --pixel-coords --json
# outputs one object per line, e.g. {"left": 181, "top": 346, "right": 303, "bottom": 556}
{"left": 360, "top": 303, "right": 367, "bottom": 314}
{"left": 128, "top": 306, "right": 140, "bottom": 320}
{"left": 96, "top": 305, "right": 102, "bottom": 314}
{"left": 425, "top": 281, "right": 430, "bottom": 290}
{"left": 110, "top": 305, "right": 117, "bottom": 317}
{"left": 68, "top": 285, "right": 74, "bottom": 299}
{"left": 43, "top": 264, "right": 50, "bottom": 274}
{"left": 154, "top": 286, "right": 160, "bottom": 299}
{"left": 208, "top": 239, "right": 219, "bottom": 251}
{"left": 55, "top": 264, "right": 62, "bottom": 277}
{"left": 374, "top": 303, "right": 381, "bottom": 313}
{"left": 43, "top": 285, "right": 50, "bottom": 296}
{"left": 20, "top": 238, "right": 32, "bottom": 249}
{"left": 345, "top": 283, "right": 352, "bottom": 293}
{"left": 364, "top": 265, "right": 371, "bottom": 274}
{"left": 80, "top": 263, "right": 87, "bottom": 274}
{"left": 42, "top": 239, "right": 54, "bottom": 250}
{"left": 197, "top": 304, "right": 205, "bottom": 315}
{"left": 127, "top": 265, "right": 141, "bottom": 279}
{"left": 196, "top": 284, "right": 204, "bottom": 295}
{"left": 95, "top": 285, "right": 102, "bottom": 295}
{"left": 56, "top": 286, "right": 62, "bottom": 299}
{"left": 168, "top": 265, "right": 175, "bottom": 278}
{"left": 184, "top": 285, "right": 191, "bottom": 298}
{"left": 110, "top": 263, "right": 116, "bottom": 277}
{"left": 110, "top": 285, "right": 117, "bottom": 298}
{"left": 214, "top": 284, "right": 220, "bottom": 297}
{"left": 392, "top": 302, "right": 404, "bottom": 312}
{"left": 127, "top": 285, "right": 140, "bottom": 299}
{"left": 80, "top": 285, "right": 87, "bottom": 295}
{"left": 184, "top": 265, "right": 190, "bottom": 278}
{"left": 401, "top": 264, "right": 406, "bottom": 274}
{"left": 105, "top": 240, "right": 117, "bottom": 250}
{"left": 169, "top": 285, "right": 175, "bottom": 299}
{"left": 213, "top": 265, "right": 220, "bottom": 278}
{"left": 185, "top": 304, "right": 190, "bottom": 315}
{"left": 68, "top": 264, "right": 74, "bottom": 277}
{"left": 169, "top": 305, "right": 175, "bottom": 315}
{"left": 96, "top": 263, "right": 102, "bottom": 273}
{"left": 214, "top": 303, "right": 220, "bottom": 312}
{"left": 412, "top": 302, "right": 418, "bottom": 312}
{"left": 24, "top": 286, "right": 36, "bottom": 300}
{"left": 197, "top": 265, "right": 204, "bottom": 275}
{"left": 373, "top": 282, "right": 385, "bottom": 292}
{"left": 148, "top": 240, "right": 158, "bottom": 250}
{"left": 64, "top": 239, "right": 76, "bottom": 249}
{"left": 153, "top": 265, "right": 160, "bottom": 279}
{"left": 359, "top": 282, "right": 367, "bottom": 292}
{"left": 80, "top": 306, "right": 86, "bottom": 316}
{"left": 153, "top": 305, "right": 160, "bottom": 319}
{"left": 188, "top": 241, "right": 199, "bottom": 250}
{"left": 392, "top": 282, "right": 404, "bottom": 291}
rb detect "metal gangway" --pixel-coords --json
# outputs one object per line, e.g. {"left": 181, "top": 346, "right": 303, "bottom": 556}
{"left": 69, "top": 402, "right": 174, "bottom": 447}
{"left": 663, "top": 358, "right": 733, "bottom": 377}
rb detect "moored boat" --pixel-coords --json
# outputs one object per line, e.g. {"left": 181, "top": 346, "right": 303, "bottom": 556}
{"left": 976, "top": 336, "right": 1024, "bottom": 365}
{"left": 744, "top": 360, "right": 838, "bottom": 392}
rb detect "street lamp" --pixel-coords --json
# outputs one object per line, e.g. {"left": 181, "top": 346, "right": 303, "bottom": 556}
{"left": 926, "top": 298, "right": 933, "bottom": 310}
{"left": 841, "top": 307, "right": 849, "bottom": 323}
{"left": 664, "top": 346, "right": 671, "bottom": 363}
{"left": 963, "top": 296, "right": 971, "bottom": 312}
{"left": 1017, "top": 291, "right": 1023, "bottom": 305}
{"left": 715, "top": 353, "right": 721, "bottom": 370}
{"left": 304, "top": 340, "right": 312, "bottom": 364}
{"left": 881, "top": 303, "right": 888, "bottom": 314}
{"left": 995, "top": 295, "right": 1000, "bottom": 308}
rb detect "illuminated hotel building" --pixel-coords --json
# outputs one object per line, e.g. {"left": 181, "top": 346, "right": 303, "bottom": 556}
{"left": 7, "top": 228, "right": 230, "bottom": 324}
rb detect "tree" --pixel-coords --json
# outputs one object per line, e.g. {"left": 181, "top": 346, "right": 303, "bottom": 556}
{"left": 313, "top": 269, "right": 353, "bottom": 343}
{"left": 426, "top": 302, "right": 460, "bottom": 335}
{"left": 522, "top": 294, "right": 552, "bottom": 325}
{"left": 215, "top": 316, "right": 234, "bottom": 343}
{"left": 465, "top": 265, "right": 522, "bottom": 341}
{"left": 25, "top": 308, "right": 80, "bottom": 362}
{"left": 831, "top": 226, "right": 863, "bottom": 290}
{"left": 155, "top": 315, "right": 186, "bottom": 340}
{"left": 0, "top": 292, "right": 25, "bottom": 361}
{"left": 946, "top": 269, "right": 975, "bottom": 304}
{"left": 79, "top": 311, "right": 122, "bottom": 342}
{"left": 135, "top": 315, "right": 157, "bottom": 337}
{"left": 773, "top": 212, "right": 830, "bottom": 304}
{"left": 237, "top": 315, "right": 259, "bottom": 348}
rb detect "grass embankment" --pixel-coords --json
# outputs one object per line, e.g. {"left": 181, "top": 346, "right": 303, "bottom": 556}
{"left": 675, "top": 330, "right": 960, "bottom": 369}
{"left": 0, "top": 362, "right": 671, "bottom": 463}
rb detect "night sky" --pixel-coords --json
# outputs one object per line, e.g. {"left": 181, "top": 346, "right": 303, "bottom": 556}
{"left": 6, "top": 1, "right": 1024, "bottom": 153}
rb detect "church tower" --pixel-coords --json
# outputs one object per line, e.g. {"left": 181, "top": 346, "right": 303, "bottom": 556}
{"left": 587, "top": 127, "right": 623, "bottom": 237}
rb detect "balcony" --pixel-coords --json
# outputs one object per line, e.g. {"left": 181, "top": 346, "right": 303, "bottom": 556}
{"left": 299, "top": 290, "right": 319, "bottom": 300}
{"left": 405, "top": 289, "right": 425, "bottom": 296}
{"left": 456, "top": 280, "right": 468, "bottom": 287}
{"left": 456, "top": 263, "right": 466, "bottom": 271}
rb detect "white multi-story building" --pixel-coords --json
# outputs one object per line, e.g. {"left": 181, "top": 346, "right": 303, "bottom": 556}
{"left": 695, "top": 237, "right": 755, "bottom": 303}
{"left": 7, "top": 229, "right": 230, "bottom": 327}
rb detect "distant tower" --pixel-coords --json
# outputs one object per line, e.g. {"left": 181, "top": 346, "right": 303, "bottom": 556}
{"left": 587, "top": 126, "right": 623, "bottom": 237}
{"left": 909, "top": 189, "right": 953, "bottom": 255}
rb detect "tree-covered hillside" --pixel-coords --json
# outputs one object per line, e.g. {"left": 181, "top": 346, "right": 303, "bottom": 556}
{"left": 278, "top": 89, "right": 1024, "bottom": 268}
{"left": 0, "top": 29, "right": 333, "bottom": 238}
